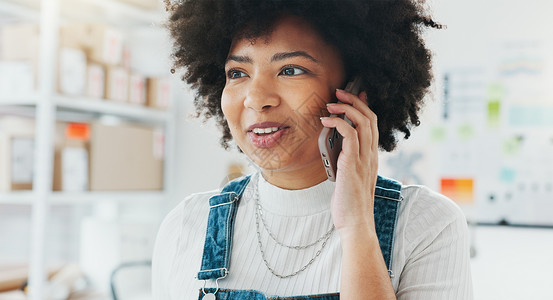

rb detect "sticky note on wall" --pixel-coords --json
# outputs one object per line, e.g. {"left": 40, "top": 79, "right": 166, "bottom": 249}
{"left": 440, "top": 178, "right": 474, "bottom": 204}
{"left": 487, "top": 100, "right": 501, "bottom": 127}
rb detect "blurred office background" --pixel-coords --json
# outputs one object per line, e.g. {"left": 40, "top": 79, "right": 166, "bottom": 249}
{"left": 0, "top": 0, "right": 552, "bottom": 299}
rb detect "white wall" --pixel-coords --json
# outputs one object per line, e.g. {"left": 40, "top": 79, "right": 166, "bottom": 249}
{"left": 380, "top": 0, "right": 553, "bottom": 226}
{"left": 170, "top": 85, "right": 253, "bottom": 209}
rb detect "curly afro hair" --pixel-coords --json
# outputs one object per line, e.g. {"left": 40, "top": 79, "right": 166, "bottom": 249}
{"left": 164, "top": 0, "right": 441, "bottom": 152}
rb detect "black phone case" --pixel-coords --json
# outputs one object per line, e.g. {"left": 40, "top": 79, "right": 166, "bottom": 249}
{"left": 318, "top": 77, "right": 362, "bottom": 181}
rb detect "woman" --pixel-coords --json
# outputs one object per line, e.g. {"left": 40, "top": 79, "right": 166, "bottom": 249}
{"left": 153, "top": 0, "right": 473, "bottom": 299}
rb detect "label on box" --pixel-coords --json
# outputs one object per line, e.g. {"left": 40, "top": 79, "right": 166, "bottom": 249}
{"left": 107, "top": 68, "right": 128, "bottom": 102}
{"left": 129, "top": 74, "right": 146, "bottom": 105}
{"left": 156, "top": 78, "right": 171, "bottom": 108}
{"left": 87, "top": 64, "right": 105, "bottom": 99}
{"left": 122, "top": 46, "right": 132, "bottom": 70}
{"left": 103, "top": 28, "right": 123, "bottom": 66}
{"left": 59, "top": 48, "right": 87, "bottom": 96}
{"left": 62, "top": 147, "right": 88, "bottom": 191}
{"left": 153, "top": 129, "right": 164, "bottom": 160}
{"left": 11, "top": 138, "right": 34, "bottom": 184}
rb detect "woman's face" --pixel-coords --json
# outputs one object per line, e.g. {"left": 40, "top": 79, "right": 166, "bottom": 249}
{"left": 221, "top": 15, "right": 346, "bottom": 188}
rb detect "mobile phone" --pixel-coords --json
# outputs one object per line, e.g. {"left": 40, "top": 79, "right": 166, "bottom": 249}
{"left": 318, "top": 76, "right": 362, "bottom": 182}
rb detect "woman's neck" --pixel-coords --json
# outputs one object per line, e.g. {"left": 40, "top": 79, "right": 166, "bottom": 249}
{"left": 260, "top": 161, "right": 328, "bottom": 190}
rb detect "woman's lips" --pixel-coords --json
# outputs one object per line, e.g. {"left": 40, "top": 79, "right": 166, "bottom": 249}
{"left": 247, "top": 122, "right": 290, "bottom": 148}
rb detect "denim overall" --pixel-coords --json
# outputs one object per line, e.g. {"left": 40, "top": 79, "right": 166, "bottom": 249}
{"left": 197, "top": 174, "right": 403, "bottom": 300}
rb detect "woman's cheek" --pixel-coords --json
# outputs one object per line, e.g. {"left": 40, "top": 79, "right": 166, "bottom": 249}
{"left": 221, "top": 90, "right": 242, "bottom": 138}
{"left": 220, "top": 88, "right": 230, "bottom": 116}
{"left": 221, "top": 91, "right": 236, "bottom": 122}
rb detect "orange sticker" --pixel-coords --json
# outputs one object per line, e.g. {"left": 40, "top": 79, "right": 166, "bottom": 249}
{"left": 66, "top": 123, "right": 90, "bottom": 141}
{"left": 440, "top": 178, "right": 474, "bottom": 204}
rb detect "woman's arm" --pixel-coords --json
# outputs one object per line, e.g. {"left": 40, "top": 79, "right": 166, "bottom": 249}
{"left": 339, "top": 225, "right": 396, "bottom": 299}
{"left": 321, "top": 89, "right": 395, "bottom": 299}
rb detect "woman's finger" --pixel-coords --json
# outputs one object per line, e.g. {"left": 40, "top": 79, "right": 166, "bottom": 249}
{"left": 336, "top": 89, "right": 378, "bottom": 123}
{"left": 320, "top": 116, "right": 360, "bottom": 159}
{"left": 326, "top": 103, "right": 374, "bottom": 155}
{"left": 327, "top": 90, "right": 379, "bottom": 157}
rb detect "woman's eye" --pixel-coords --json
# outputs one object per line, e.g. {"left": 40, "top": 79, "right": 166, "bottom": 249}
{"left": 228, "top": 70, "right": 247, "bottom": 79}
{"left": 280, "top": 66, "right": 306, "bottom": 76}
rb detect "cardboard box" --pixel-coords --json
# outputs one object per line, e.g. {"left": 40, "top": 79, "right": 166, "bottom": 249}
{"left": 146, "top": 77, "right": 171, "bottom": 109}
{"left": 58, "top": 47, "right": 87, "bottom": 96}
{"left": 86, "top": 63, "right": 105, "bottom": 99}
{"left": 0, "top": 117, "right": 35, "bottom": 191}
{"left": 128, "top": 73, "right": 146, "bottom": 105}
{"left": 0, "top": 23, "right": 40, "bottom": 89}
{"left": 60, "top": 23, "right": 123, "bottom": 66}
{"left": 53, "top": 139, "right": 89, "bottom": 192}
{"left": 0, "top": 62, "right": 35, "bottom": 97}
{"left": 52, "top": 123, "right": 90, "bottom": 192}
{"left": 105, "top": 67, "right": 129, "bottom": 102}
{"left": 9, "top": 138, "right": 34, "bottom": 190}
{"left": 2, "top": 23, "right": 125, "bottom": 95}
{"left": 0, "top": 117, "right": 88, "bottom": 192}
{"left": 0, "top": 23, "right": 39, "bottom": 62}
{"left": 89, "top": 122, "right": 163, "bottom": 191}
{"left": 1, "top": 23, "right": 103, "bottom": 96}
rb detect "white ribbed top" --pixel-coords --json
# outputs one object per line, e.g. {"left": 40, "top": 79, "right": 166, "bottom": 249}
{"left": 152, "top": 172, "right": 473, "bottom": 299}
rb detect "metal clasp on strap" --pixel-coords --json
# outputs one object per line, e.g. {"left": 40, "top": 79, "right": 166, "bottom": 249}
{"left": 209, "top": 195, "right": 239, "bottom": 208}
{"left": 197, "top": 267, "right": 228, "bottom": 277}
{"left": 388, "top": 269, "right": 395, "bottom": 278}
{"left": 378, "top": 195, "right": 404, "bottom": 202}
{"left": 200, "top": 268, "right": 227, "bottom": 299}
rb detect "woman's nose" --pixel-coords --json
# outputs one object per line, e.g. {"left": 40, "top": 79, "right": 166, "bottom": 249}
{"left": 243, "top": 77, "right": 280, "bottom": 112}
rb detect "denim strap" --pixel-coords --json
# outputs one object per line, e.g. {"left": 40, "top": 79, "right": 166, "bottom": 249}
{"left": 373, "top": 175, "right": 403, "bottom": 272}
{"left": 197, "top": 174, "right": 402, "bottom": 280}
{"left": 197, "top": 175, "right": 252, "bottom": 280}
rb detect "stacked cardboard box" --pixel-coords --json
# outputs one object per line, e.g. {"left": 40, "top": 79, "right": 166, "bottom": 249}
{"left": 0, "top": 24, "right": 39, "bottom": 96}
{"left": 0, "top": 117, "right": 88, "bottom": 192}
{"left": 0, "top": 23, "right": 89, "bottom": 97}
{"left": 0, "top": 116, "right": 164, "bottom": 192}
{"left": 0, "top": 22, "right": 171, "bottom": 109}
{"left": 60, "top": 23, "right": 126, "bottom": 100}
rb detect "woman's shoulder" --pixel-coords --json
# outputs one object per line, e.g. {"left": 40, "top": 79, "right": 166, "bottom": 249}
{"left": 397, "top": 184, "right": 468, "bottom": 244}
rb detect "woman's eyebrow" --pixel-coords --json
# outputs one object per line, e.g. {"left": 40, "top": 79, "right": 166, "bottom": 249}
{"left": 225, "top": 51, "right": 320, "bottom": 64}
{"left": 272, "top": 51, "right": 320, "bottom": 63}
{"left": 226, "top": 55, "right": 252, "bottom": 64}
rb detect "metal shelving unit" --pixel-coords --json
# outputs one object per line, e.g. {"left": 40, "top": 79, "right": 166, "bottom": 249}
{"left": 0, "top": 0, "right": 176, "bottom": 298}
{"left": 1, "top": 96, "right": 170, "bottom": 122}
